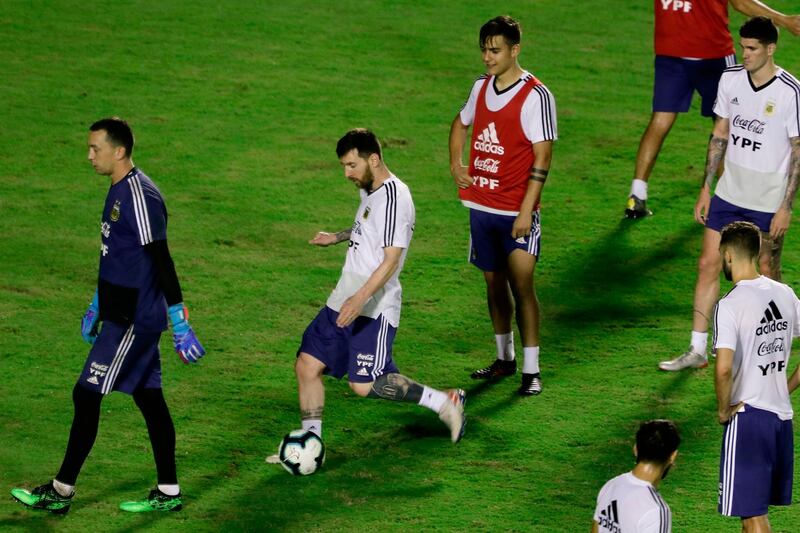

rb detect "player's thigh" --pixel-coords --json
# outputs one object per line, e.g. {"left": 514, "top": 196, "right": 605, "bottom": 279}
{"left": 653, "top": 56, "right": 693, "bottom": 113}
{"left": 690, "top": 56, "right": 730, "bottom": 117}
{"left": 507, "top": 248, "right": 537, "bottom": 293}
{"left": 469, "top": 209, "right": 510, "bottom": 272}
{"left": 348, "top": 314, "right": 399, "bottom": 383}
{"left": 297, "top": 307, "right": 349, "bottom": 379}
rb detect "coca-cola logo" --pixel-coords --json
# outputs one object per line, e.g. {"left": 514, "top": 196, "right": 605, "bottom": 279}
{"left": 757, "top": 337, "right": 784, "bottom": 356}
{"left": 473, "top": 156, "right": 500, "bottom": 174}
{"left": 732, "top": 114, "right": 766, "bottom": 135}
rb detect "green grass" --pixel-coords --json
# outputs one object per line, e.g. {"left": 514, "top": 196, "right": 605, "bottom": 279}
{"left": 2, "top": 0, "right": 800, "bottom": 531}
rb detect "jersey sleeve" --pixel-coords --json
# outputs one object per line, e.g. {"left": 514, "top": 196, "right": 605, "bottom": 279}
{"left": 784, "top": 83, "right": 800, "bottom": 139}
{"left": 637, "top": 507, "right": 670, "bottom": 533}
{"left": 522, "top": 84, "right": 558, "bottom": 143}
{"left": 128, "top": 178, "right": 167, "bottom": 245}
{"left": 713, "top": 73, "right": 730, "bottom": 119}
{"left": 458, "top": 77, "right": 485, "bottom": 127}
{"left": 382, "top": 184, "right": 414, "bottom": 249}
{"left": 713, "top": 300, "right": 738, "bottom": 351}
{"left": 791, "top": 288, "right": 800, "bottom": 338}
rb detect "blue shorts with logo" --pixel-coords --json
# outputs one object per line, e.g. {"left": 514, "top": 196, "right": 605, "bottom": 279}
{"left": 653, "top": 55, "right": 734, "bottom": 117}
{"left": 706, "top": 195, "right": 774, "bottom": 233}
{"left": 718, "top": 404, "right": 793, "bottom": 517}
{"left": 298, "top": 306, "right": 399, "bottom": 383}
{"left": 469, "top": 208, "right": 541, "bottom": 272}
{"left": 79, "top": 321, "right": 163, "bottom": 395}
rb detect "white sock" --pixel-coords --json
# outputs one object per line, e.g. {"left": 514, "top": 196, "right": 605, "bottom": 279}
{"left": 52, "top": 479, "right": 74, "bottom": 497}
{"left": 418, "top": 386, "right": 447, "bottom": 413}
{"left": 522, "top": 346, "right": 540, "bottom": 375}
{"left": 690, "top": 331, "right": 708, "bottom": 355}
{"left": 157, "top": 484, "right": 180, "bottom": 496}
{"left": 302, "top": 419, "right": 322, "bottom": 438}
{"left": 495, "top": 332, "right": 515, "bottom": 361}
{"left": 630, "top": 179, "right": 648, "bottom": 200}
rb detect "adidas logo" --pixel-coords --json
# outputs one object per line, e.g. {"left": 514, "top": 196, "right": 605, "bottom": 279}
{"left": 473, "top": 122, "right": 505, "bottom": 155}
{"left": 755, "top": 300, "right": 788, "bottom": 335}
{"left": 87, "top": 375, "right": 99, "bottom": 385}
{"left": 597, "top": 499, "right": 621, "bottom": 532}
{"left": 357, "top": 367, "right": 369, "bottom": 377}
{"left": 731, "top": 97, "right": 740, "bottom": 105}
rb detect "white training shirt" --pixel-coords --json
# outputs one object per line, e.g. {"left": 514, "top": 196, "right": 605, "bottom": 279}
{"left": 713, "top": 66, "right": 800, "bottom": 213}
{"left": 594, "top": 472, "right": 671, "bottom": 533}
{"left": 713, "top": 276, "right": 800, "bottom": 420}
{"left": 326, "top": 175, "right": 414, "bottom": 327}
{"left": 459, "top": 71, "right": 558, "bottom": 143}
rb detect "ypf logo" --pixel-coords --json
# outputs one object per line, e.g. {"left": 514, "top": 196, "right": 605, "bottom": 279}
{"left": 661, "top": 0, "right": 692, "bottom": 12}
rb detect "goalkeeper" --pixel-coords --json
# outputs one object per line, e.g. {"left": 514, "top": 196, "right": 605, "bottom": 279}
{"left": 11, "top": 118, "right": 205, "bottom": 514}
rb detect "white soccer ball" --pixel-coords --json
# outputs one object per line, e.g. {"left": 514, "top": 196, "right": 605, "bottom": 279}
{"left": 278, "top": 430, "right": 326, "bottom": 475}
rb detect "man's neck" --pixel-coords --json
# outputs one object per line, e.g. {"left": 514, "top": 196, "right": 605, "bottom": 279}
{"left": 631, "top": 462, "right": 665, "bottom": 489}
{"left": 749, "top": 62, "right": 777, "bottom": 88}
{"left": 369, "top": 166, "right": 392, "bottom": 192}
{"left": 111, "top": 162, "right": 135, "bottom": 185}
{"left": 732, "top": 264, "right": 760, "bottom": 284}
{"left": 495, "top": 64, "right": 524, "bottom": 91}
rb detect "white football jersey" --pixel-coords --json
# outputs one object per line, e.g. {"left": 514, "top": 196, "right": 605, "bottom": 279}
{"left": 713, "top": 66, "right": 800, "bottom": 212}
{"left": 713, "top": 276, "right": 800, "bottom": 420}
{"left": 594, "top": 472, "right": 671, "bottom": 533}
{"left": 459, "top": 71, "right": 558, "bottom": 143}
{"left": 326, "top": 175, "right": 414, "bottom": 327}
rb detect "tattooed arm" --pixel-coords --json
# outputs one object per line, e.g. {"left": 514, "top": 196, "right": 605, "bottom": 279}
{"left": 308, "top": 228, "right": 352, "bottom": 246}
{"left": 695, "top": 118, "right": 730, "bottom": 225}
{"left": 769, "top": 137, "right": 800, "bottom": 239}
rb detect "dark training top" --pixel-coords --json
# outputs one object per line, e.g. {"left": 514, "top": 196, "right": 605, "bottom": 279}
{"left": 97, "top": 167, "right": 181, "bottom": 331}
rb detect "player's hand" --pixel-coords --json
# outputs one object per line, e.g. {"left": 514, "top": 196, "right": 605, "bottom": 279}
{"left": 781, "top": 15, "right": 800, "bottom": 36}
{"left": 168, "top": 303, "right": 206, "bottom": 363}
{"left": 511, "top": 212, "right": 533, "bottom": 239}
{"left": 694, "top": 187, "right": 711, "bottom": 225}
{"left": 451, "top": 165, "right": 473, "bottom": 189}
{"left": 336, "top": 296, "right": 366, "bottom": 328}
{"left": 309, "top": 232, "right": 338, "bottom": 246}
{"left": 718, "top": 402, "right": 745, "bottom": 425}
{"left": 769, "top": 207, "right": 792, "bottom": 239}
{"left": 80, "top": 291, "right": 100, "bottom": 344}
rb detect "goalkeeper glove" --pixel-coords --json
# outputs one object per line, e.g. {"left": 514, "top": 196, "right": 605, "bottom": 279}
{"left": 81, "top": 291, "right": 100, "bottom": 344}
{"left": 168, "top": 303, "right": 206, "bottom": 363}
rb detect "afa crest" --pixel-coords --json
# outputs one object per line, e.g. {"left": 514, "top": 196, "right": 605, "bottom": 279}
{"left": 363, "top": 206, "right": 370, "bottom": 220}
{"left": 110, "top": 200, "right": 121, "bottom": 222}
{"left": 765, "top": 101, "right": 776, "bottom": 117}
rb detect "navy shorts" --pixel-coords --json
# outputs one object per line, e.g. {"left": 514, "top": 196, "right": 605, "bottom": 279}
{"left": 298, "top": 306, "right": 399, "bottom": 383}
{"left": 469, "top": 209, "right": 541, "bottom": 272}
{"left": 706, "top": 195, "right": 774, "bottom": 233}
{"left": 653, "top": 55, "right": 734, "bottom": 117}
{"left": 718, "top": 404, "right": 794, "bottom": 517}
{"left": 79, "top": 321, "right": 163, "bottom": 395}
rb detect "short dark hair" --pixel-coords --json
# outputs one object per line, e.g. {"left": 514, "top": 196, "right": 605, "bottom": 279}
{"left": 479, "top": 16, "right": 521, "bottom": 48}
{"left": 635, "top": 420, "right": 680, "bottom": 464}
{"left": 336, "top": 128, "right": 382, "bottom": 159}
{"left": 90, "top": 117, "right": 134, "bottom": 157}
{"left": 720, "top": 221, "right": 761, "bottom": 261}
{"left": 740, "top": 16, "right": 778, "bottom": 45}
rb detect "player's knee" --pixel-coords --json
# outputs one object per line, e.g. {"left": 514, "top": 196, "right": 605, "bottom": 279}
{"left": 697, "top": 253, "right": 721, "bottom": 275}
{"left": 348, "top": 381, "right": 372, "bottom": 397}
{"left": 295, "top": 353, "right": 323, "bottom": 381}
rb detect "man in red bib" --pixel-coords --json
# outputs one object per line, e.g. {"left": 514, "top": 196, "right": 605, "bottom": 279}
{"left": 449, "top": 16, "right": 557, "bottom": 396}
{"left": 624, "top": 0, "right": 800, "bottom": 219}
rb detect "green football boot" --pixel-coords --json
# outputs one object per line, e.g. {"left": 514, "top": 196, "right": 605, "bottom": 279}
{"left": 11, "top": 481, "right": 73, "bottom": 514}
{"left": 119, "top": 488, "right": 182, "bottom": 512}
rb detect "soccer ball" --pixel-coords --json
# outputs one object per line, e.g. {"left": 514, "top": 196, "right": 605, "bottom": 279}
{"left": 278, "top": 430, "right": 326, "bottom": 475}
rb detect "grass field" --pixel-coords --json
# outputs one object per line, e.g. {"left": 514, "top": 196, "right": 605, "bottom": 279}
{"left": 2, "top": 1, "right": 800, "bottom": 531}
